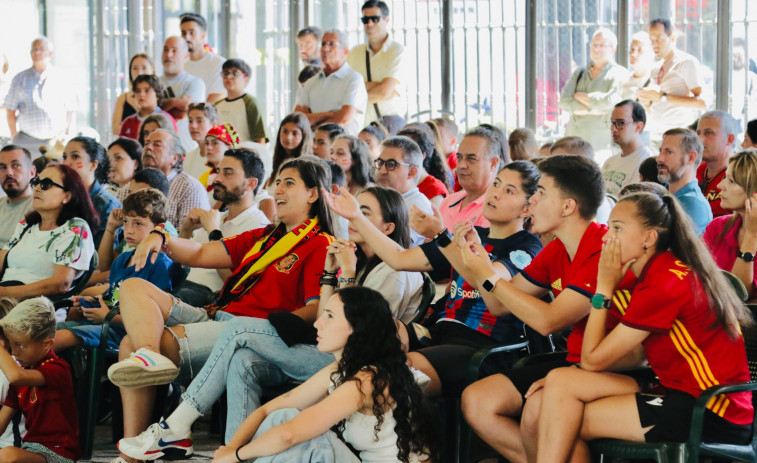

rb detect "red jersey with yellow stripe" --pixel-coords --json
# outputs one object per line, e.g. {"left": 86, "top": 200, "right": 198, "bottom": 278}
{"left": 621, "top": 250, "right": 753, "bottom": 425}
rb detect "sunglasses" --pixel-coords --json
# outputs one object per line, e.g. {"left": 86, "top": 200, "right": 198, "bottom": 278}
{"left": 361, "top": 15, "right": 384, "bottom": 24}
{"left": 374, "top": 158, "right": 412, "bottom": 171}
{"left": 31, "top": 176, "right": 68, "bottom": 191}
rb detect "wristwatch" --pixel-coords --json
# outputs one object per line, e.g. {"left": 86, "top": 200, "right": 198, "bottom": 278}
{"left": 482, "top": 274, "right": 501, "bottom": 292}
{"left": 660, "top": 92, "right": 668, "bottom": 102}
{"left": 433, "top": 228, "right": 452, "bottom": 248}
{"left": 591, "top": 293, "right": 613, "bottom": 309}
{"left": 738, "top": 250, "right": 755, "bottom": 262}
{"left": 208, "top": 229, "right": 224, "bottom": 241}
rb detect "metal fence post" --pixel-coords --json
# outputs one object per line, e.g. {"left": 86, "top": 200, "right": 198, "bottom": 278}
{"left": 525, "top": 0, "right": 537, "bottom": 130}
{"left": 716, "top": 0, "right": 732, "bottom": 111}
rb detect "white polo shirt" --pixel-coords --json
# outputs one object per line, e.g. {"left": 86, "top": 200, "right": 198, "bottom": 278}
{"left": 347, "top": 36, "right": 408, "bottom": 123}
{"left": 296, "top": 62, "right": 367, "bottom": 135}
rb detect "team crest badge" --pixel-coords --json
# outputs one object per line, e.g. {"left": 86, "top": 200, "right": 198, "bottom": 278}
{"left": 275, "top": 253, "right": 300, "bottom": 273}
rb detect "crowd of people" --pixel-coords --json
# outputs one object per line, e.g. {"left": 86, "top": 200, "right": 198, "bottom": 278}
{"left": 0, "top": 1, "right": 754, "bottom": 462}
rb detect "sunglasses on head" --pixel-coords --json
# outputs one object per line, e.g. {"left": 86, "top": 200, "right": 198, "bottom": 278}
{"left": 361, "top": 15, "right": 384, "bottom": 24}
{"left": 31, "top": 176, "right": 68, "bottom": 191}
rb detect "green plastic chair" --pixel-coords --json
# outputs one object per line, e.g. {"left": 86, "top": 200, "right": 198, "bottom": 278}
{"left": 589, "top": 304, "right": 757, "bottom": 463}
{"left": 722, "top": 269, "right": 750, "bottom": 302}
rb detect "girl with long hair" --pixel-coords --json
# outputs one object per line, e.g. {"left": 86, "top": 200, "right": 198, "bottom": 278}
{"left": 264, "top": 112, "right": 313, "bottom": 190}
{"left": 703, "top": 149, "right": 757, "bottom": 297}
{"left": 528, "top": 192, "right": 754, "bottom": 463}
{"left": 359, "top": 121, "right": 389, "bottom": 161}
{"left": 330, "top": 135, "right": 373, "bottom": 195}
{"left": 107, "top": 137, "right": 142, "bottom": 201}
{"left": 211, "top": 287, "right": 439, "bottom": 463}
{"left": 111, "top": 53, "right": 155, "bottom": 135}
{"left": 324, "top": 161, "right": 542, "bottom": 397}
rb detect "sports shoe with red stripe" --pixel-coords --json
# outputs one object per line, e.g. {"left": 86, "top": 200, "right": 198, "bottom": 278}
{"left": 118, "top": 420, "right": 193, "bottom": 460}
{"left": 107, "top": 347, "right": 179, "bottom": 388}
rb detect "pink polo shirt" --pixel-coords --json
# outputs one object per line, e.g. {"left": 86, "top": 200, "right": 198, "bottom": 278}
{"left": 703, "top": 215, "right": 757, "bottom": 289}
{"left": 440, "top": 190, "right": 490, "bottom": 230}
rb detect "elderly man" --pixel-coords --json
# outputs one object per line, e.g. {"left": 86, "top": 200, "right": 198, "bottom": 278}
{"left": 159, "top": 36, "right": 206, "bottom": 151}
{"left": 3, "top": 38, "right": 74, "bottom": 156}
{"left": 696, "top": 110, "right": 738, "bottom": 218}
{"left": 180, "top": 13, "right": 226, "bottom": 103}
{"left": 142, "top": 129, "right": 209, "bottom": 226}
{"left": 638, "top": 18, "right": 707, "bottom": 145}
{"left": 0, "top": 145, "right": 35, "bottom": 247}
{"left": 658, "top": 127, "right": 712, "bottom": 234}
{"left": 347, "top": 0, "right": 408, "bottom": 134}
{"left": 294, "top": 29, "right": 367, "bottom": 136}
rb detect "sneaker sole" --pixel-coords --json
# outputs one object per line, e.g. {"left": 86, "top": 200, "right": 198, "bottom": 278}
{"left": 108, "top": 364, "right": 180, "bottom": 388}
{"left": 119, "top": 443, "right": 194, "bottom": 461}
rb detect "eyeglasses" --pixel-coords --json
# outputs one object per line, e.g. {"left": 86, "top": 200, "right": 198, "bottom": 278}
{"left": 321, "top": 40, "right": 343, "bottom": 49}
{"left": 607, "top": 119, "right": 632, "bottom": 130}
{"left": 374, "top": 158, "right": 412, "bottom": 171}
{"left": 221, "top": 70, "right": 246, "bottom": 78}
{"left": 31, "top": 176, "right": 68, "bottom": 191}
{"left": 361, "top": 15, "right": 384, "bottom": 24}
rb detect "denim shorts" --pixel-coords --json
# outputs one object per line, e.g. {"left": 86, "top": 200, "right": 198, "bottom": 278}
{"left": 60, "top": 320, "right": 127, "bottom": 350}
{"left": 166, "top": 296, "right": 236, "bottom": 382}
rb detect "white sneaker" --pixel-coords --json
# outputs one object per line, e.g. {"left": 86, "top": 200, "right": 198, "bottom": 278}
{"left": 107, "top": 348, "right": 179, "bottom": 388}
{"left": 118, "top": 419, "right": 194, "bottom": 460}
{"left": 110, "top": 458, "right": 129, "bottom": 463}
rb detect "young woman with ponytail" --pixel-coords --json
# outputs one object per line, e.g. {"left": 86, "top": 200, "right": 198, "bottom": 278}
{"left": 527, "top": 191, "right": 754, "bottom": 463}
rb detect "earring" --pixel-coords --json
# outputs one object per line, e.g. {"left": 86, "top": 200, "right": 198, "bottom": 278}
{"left": 561, "top": 213, "right": 566, "bottom": 217}
{"left": 643, "top": 245, "right": 648, "bottom": 252}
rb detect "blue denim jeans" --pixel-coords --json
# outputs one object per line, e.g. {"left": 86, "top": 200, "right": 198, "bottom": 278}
{"left": 246, "top": 408, "right": 360, "bottom": 463}
{"left": 179, "top": 317, "right": 334, "bottom": 442}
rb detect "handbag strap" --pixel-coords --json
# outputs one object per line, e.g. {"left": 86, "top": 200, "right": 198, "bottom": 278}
{"left": 365, "top": 49, "right": 383, "bottom": 120}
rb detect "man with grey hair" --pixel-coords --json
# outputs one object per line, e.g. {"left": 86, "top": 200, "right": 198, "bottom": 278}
{"left": 559, "top": 27, "right": 628, "bottom": 162}
{"left": 374, "top": 135, "right": 432, "bottom": 245}
{"left": 657, "top": 127, "right": 712, "bottom": 234}
{"left": 142, "top": 128, "right": 209, "bottom": 226}
{"left": 696, "top": 110, "right": 738, "bottom": 217}
{"left": 294, "top": 29, "right": 367, "bottom": 136}
{"left": 159, "top": 36, "right": 206, "bottom": 151}
{"left": 3, "top": 37, "right": 75, "bottom": 156}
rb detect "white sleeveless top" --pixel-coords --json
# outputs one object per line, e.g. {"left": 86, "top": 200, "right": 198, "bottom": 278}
{"left": 330, "top": 380, "right": 422, "bottom": 462}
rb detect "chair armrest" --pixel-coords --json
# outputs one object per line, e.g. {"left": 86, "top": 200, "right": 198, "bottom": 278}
{"left": 687, "top": 382, "right": 757, "bottom": 444}
{"left": 98, "top": 307, "right": 121, "bottom": 349}
{"left": 466, "top": 340, "right": 530, "bottom": 384}
{"left": 513, "top": 351, "right": 569, "bottom": 369}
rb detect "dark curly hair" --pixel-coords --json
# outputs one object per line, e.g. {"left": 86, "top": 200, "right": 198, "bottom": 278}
{"left": 330, "top": 287, "right": 439, "bottom": 462}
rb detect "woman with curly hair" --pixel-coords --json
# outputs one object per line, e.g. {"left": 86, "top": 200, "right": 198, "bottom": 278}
{"left": 212, "top": 287, "right": 438, "bottom": 463}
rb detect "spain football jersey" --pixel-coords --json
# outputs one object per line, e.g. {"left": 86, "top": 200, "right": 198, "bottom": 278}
{"left": 621, "top": 250, "right": 753, "bottom": 425}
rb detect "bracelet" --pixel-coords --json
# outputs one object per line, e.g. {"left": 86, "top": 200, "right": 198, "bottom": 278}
{"left": 338, "top": 276, "right": 356, "bottom": 285}
{"left": 236, "top": 446, "right": 243, "bottom": 462}
{"left": 319, "top": 275, "right": 338, "bottom": 287}
{"left": 151, "top": 225, "right": 171, "bottom": 251}
{"left": 320, "top": 270, "right": 338, "bottom": 277}
{"left": 149, "top": 230, "right": 166, "bottom": 248}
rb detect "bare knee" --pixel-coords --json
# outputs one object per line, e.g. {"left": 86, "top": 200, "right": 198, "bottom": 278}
{"left": 520, "top": 390, "right": 543, "bottom": 436}
{"left": 462, "top": 374, "right": 523, "bottom": 422}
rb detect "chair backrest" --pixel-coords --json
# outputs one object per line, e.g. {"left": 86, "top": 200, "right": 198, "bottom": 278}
{"left": 411, "top": 272, "right": 436, "bottom": 325}
{"left": 743, "top": 305, "right": 757, "bottom": 382}
{"left": 722, "top": 270, "right": 749, "bottom": 303}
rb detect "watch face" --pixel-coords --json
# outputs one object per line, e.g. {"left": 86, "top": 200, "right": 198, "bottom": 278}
{"left": 591, "top": 294, "right": 606, "bottom": 309}
{"left": 483, "top": 279, "right": 494, "bottom": 292}
{"left": 743, "top": 252, "right": 755, "bottom": 262}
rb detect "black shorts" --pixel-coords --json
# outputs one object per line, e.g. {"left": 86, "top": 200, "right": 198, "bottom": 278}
{"left": 506, "top": 355, "right": 574, "bottom": 400}
{"left": 636, "top": 389, "right": 752, "bottom": 444}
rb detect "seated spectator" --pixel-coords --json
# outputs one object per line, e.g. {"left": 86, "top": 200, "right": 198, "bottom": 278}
{"left": 55, "top": 188, "right": 184, "bottom": 353}
{"left": 658, "top": 128, "right": 712, "bottom": 235}
{"left": 62, "top": 136, "right": 121, "bottom": 248}
{"left": 509, "top": 128, "right": 538, "bottom": 161}
{"left": 530, "top": 192, "right": 752, "bottom": 462}
{"left": 312, "top": 123, "right": 344, "bottom": 160}
{"left": 112, "top": 53, "right": 155, "bottom": 135}
{"left": 198, "top": 123, "right": 240, "bottom": 197}
{"left": 123, "top": 288, "right": 439, "bottom": 462}
{"left": 214, "top": 59, "right": 268, "bottom": 144}
{"left": 398, "top": 124, "right": 451, "bottom": 207}
{"left": 106, "top": 137, "right": 142, "bottom": 202}
{"left": 141, "top": 128, "right": 210, "bottom": 226}
{"left": 330, "top": 134, "right": 372, "bottom": 195}
{"left": 263, "top": 112, "right": 312, "bottom": 193}
{"left": 0, "top": 297, "right": 26, "bottom": 449}
{"left": 704, "top": 150, "right": 757, "bottom": 297}
{"left": 358, "top": 121, "right": 388, "bottom": 161}
{"left": 119, "top": 75, "right": 177, "bottom": 140}
{"left": 107, "top": 157, "right": 333, "bottom": 463}
{"left": 294, "top": 29, "right": 367, "bottom": 135}
{"left": 639, "top": 156, "right": 662, "bottom": 184}
{"left": 137, "top": 112, "right": 175, "bottom": 147}
{"left": 743, "top": 119, "right": 757, "bottom": 149}
{"left": 602, "top": 100, "right": 653, "bottom": 197}
{"left": 537, "top": 142, "right": 553, "bottom": 157}
{"left": 434, "top": 117, "right": 459, "bottom": 173}
{"left": 176, "top": 148, "right": 270, "bottom": 307}
{"left": 0, "top": 145, "right": 35, "bottom": 249}
{"left": 373, "top": 136, "right": 432, "bottom": 245}
{"left": 326, "top": 161, "right": 543, "bottom": 397}
{"left": 184, "top": 102, "right": 219, "bottom": 179}
{"left": 0, "top": 297, "right": 80, "bottom": 462}
{"left": 458, "top": 155, "right": 635, "bottom": 463}
{"left": 0, "top": 163, "right": 96, "bottom": 302}
{"left": 696, "top": 110, "right": 738, "bottom": 217}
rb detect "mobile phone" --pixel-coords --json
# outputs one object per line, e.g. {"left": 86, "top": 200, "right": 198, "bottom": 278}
{"left": 78, "top": 298, "right": 99, "bottom": 309}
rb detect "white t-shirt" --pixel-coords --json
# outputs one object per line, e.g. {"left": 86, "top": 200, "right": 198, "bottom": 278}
{"left": 402, "top": 187, "right": 433, "bottom": 246}
{"left": 186, "top": 206, "right": 270, "bottom": 291}
{"left": 0, "top": 196, "right": 33, "bottom": 249}
{"left": 601, "top": 146, "right": 654, "bottom": 197}
{"left": 361, "top": 262, "right": 423, "bottom": 323}
{"left": 2, "top": 218, "right": 95, "bottom": 284}
{"left": 184, "top": 52, "right": 226, "bottom": 98}
{"left": 184, "top": 146, "right": 208, "bottom": 180}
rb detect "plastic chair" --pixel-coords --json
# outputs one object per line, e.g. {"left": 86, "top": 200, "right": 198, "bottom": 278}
{"left": 588, "top": 304, "right": 757, "bottom": 463}
{"left": 722, "top": 269, "right": 750, "bottom": 302}
{"left": 411, "top": 272, "right": 437, "bottom": 324}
